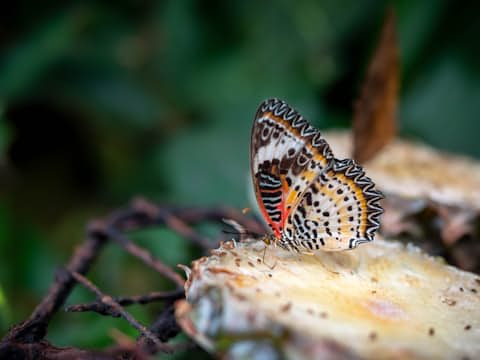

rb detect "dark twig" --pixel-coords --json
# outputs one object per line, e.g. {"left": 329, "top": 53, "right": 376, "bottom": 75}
{"left": 158, "top": 208, "right": 213, "bottom": 250}
{"left": 70, "top": 271, "right": 172, "bottom": 353}
{"left": 106, "top": 226, "right": 185, "bottom": 288}
{"left": 180, "top": 206, "right": 267, "bottom": 235}
{"left": 133, "top": 198, "right": 213, "bottom": 249}
{"left": 3, "top": 221, "right": 108, "bottom": 343}
{"left": 1, "top": 200, "right": 262, "bottom": 359}
{"left": 1, "top": 340, "right": 150, "bottom": 360}
{"left": 137, "top": 302, "right": 182, "bottom": 354}
{"left": 66, "top": 289, "right": 184, "bottom": 316}
{"left": 133, "top": 197, "right": 267, "bottom": 236}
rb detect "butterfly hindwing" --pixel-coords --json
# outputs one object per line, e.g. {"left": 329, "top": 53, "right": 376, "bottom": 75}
{"left": 283, "top": 159, "right": 383, "bottom": 251}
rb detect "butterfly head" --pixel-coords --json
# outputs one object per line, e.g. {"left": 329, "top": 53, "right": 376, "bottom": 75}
{"left": 262, "top": 233, "right": 278, "bottom": 246}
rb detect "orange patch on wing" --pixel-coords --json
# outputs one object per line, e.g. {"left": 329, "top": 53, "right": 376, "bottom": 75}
{"left": 311, "top": 152, "right": 329, "bottom": 167}
{"left": 301, "top": 169, "right": 317, "bottom": 183}
{"left": 279, "top": 175, "right": 292, "bottom": 230}
{"left": 286, "top": 190, "right": 299, "bottom": 206}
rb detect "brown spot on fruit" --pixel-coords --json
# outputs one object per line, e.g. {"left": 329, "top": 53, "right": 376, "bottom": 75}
{"left": 442, "top": 298, "right": 457, "bottom": 306}
{"left": 281, "top": 302, "right": 292, "bottom": 313}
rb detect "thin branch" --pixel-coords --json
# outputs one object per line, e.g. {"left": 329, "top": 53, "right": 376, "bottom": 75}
{"left": 133, "top": 197, "right": 267, "bottom": 237}
{"left": 70, "top": 271, "right": 173, "bottom": 353}
{"left": 132, "top": 198, "right": 213, "bottom": 249}
{"left": 0, "top": 340, "right": 149, "bottom": 360}
{"left": 159, "top": 208, "right": 213, "bottom": 249}
{"left": 66, "top": 289, "right": 184, "bottom": 316}
{"left": 176, "top": 206, "right": 267, "bottom": 234}
{"left": 1, "top": 199, "right": 263, "bottom": 359}
{"left": 106, "top": 226, "right": 185, "bottom": 288}
{"left": 3, "top": 221, "right": 108, "bottom": 343}
{"left": 137, "top": 303, "right": 181, "bottom": 354}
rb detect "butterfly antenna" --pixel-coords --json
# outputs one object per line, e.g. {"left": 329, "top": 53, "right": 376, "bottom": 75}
{"left": 222, "top": 218, "right": 245, "bottom": 233}
{"left": 222, "top": 230, "right": 242, "bottom": 235}
{"left": 221, "top": 218, "right": 263, "bottom": 240}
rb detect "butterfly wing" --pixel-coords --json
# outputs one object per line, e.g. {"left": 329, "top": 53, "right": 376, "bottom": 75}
{"left": 283, "top": 158, "right": 384, "bottom": 251}
{"left": 251, "top": 98, "right": 334, "bottom": 239}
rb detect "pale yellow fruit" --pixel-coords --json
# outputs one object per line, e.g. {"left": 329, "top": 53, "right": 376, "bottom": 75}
{"left": 176, "top": 238, "right": 480, "bottom": 359}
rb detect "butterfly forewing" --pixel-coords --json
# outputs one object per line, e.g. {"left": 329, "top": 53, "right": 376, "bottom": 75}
{"left": 251, "top": 98, "right": 383, "bottom": 252}
{"left": 251, "top": 99, "right": 334, "bottom": 238}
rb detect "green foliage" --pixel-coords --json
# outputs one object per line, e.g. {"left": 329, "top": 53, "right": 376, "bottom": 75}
{"left": 0, "top": 284, "right": 10, "bottom": 332}
{"left": 1, "top": 0, "right": 478, "bottom": 352}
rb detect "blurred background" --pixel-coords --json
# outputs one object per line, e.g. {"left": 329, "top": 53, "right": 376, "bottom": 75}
{"left": 0, "top": 0, "right": 478, "bottom": 354}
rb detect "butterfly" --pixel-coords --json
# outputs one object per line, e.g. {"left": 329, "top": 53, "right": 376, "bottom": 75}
{"left": 251, "top": 98, "right": 383, "bottom": 252}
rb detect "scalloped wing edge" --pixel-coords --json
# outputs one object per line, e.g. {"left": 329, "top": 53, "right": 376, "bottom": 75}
{"left": 256, "top": 98, "right": 334, "bottom": 161}
{"left": 333, "top": 158, "right": 384, "bottom": 242}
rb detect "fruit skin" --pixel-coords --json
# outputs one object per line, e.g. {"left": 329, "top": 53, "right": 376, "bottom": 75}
{"left": 176, "top": 238, "right": 480, "bottom": 360}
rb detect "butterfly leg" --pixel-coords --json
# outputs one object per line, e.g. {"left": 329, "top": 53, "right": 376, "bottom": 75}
{"left": 261, "top": 245, "right": 277, "bottom": 270}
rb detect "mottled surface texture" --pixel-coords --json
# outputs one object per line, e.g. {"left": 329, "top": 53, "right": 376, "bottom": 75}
{"left": 176, "top": 239, "right": 480, "bottom": 360}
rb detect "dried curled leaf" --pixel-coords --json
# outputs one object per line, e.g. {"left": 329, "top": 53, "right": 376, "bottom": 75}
{"left": 176, "top": 239, "right": 480, "bottom": 359}
{"left": 353, "top": 9, "right": 399, "bottom": 164}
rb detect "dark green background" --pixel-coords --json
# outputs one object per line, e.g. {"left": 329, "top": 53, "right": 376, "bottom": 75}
{"left": 1, "top": 0, "right": 478, "bottom": 355}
